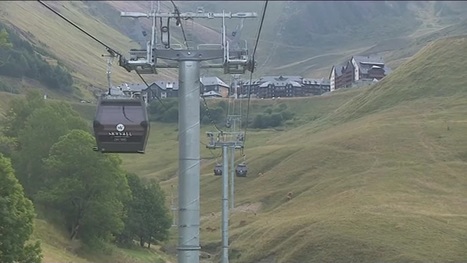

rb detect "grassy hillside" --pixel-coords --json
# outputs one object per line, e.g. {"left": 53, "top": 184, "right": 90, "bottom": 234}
{"left": 0, "top": 94, "right": 175, "bottom": 263}
{"left": 116, "top": 35, "right": 467, "bottom": 262}
{"left": 32, "top": 219, "right": 173, "bottom": 263}
{"left": 3, "top": 1, "right": 467, "bottom": 261}
{"left": 0, "top": 1, "right": 177, "bottom": 101}
{"left": 3, "top": 34, "right": 467, "bottom": 263}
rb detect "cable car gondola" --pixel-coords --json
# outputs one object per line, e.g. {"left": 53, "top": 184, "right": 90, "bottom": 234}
{"left": 93, "top": 95, "right": 149, "bottom": 154}
{"left": 235, "top": 163, "right": 248, "bottom": 177}
{"left": 213, "top": 164, "right": 223, "bottom": 176}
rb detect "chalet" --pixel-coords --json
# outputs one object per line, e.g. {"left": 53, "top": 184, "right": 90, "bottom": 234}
{"left": 329, "top": 64, "right": 345, "bottom": 92}
{"left": 122, "top": 76, "right": 230, "bottom": 101}
{"left": 260, "top": 75, "right": 303, "bottom": 83}
{"left": 256, "top": 75, "right": 303, "bottom": 99}
{"left": 330, "top": 61, "right": 354, "bottom": 91}
{"left": 351, "top": 55, "right": 390, "bottom": 81}
{"left": 238, "top": 75, "right": 305, "bottom": 98}
{"left": 329, "top": 55, "right": 391, "bottom": 91}
{"left": 151, "top": 80, "right": 179, "bottom": 99}
{"left": 200, "top": 76, "right": 230, "bottom": 98}
{"left": 238, "top": 79, "right": 260, "bottom": 98}
{"left": 302, "top": 78, "right": 331, "bottom": 95}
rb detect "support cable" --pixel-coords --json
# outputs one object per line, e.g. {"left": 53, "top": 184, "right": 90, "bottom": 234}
{"left": 170, "top": 0, "right": 189, "bottom": 49}
{"left": 37, "top": 0, "right": 249, "bottom": 152}
{"left": 242, "top": 0, "right": 268, "bottom": 155}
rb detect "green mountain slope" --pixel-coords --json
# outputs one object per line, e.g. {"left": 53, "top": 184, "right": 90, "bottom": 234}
{"left": 119, "top": 35, "right": 467, "bottom": 262}
{"left": 2, "top": 1, "right": 467, "bottom": 262}
{"left": 33, "top": 219, "right": 173, "bottom": 263}
{"left": 0, "top": 1, "right": 177, "bottom": 101}
{"left": 229, "top": 36, "right": 467, "bottom": 262}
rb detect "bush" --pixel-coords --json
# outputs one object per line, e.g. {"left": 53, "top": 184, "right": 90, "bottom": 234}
{"left": 148, "top": 99, "right": 227, "bottom": 125}
{"left": 251, "top": 104, "right": 295, "bottom": 128}
{"left": 0, "top": 81, "right": 18, "bottom": 93}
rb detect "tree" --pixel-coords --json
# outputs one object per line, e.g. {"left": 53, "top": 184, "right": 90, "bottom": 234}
{"left": 252, "top": 113, "right": 267, "bottom": 128}
{"left": 143, "top": 180, "right": 171, "bottom": 247}
{"left": 118, "top": 173, "right": 171, "bottom": 248}
{"left": 13, "top": 101, "right": 89, "bottom": 196}
{"left": 36, "top": 130, "right": 131, "bottom": 245}
{"left": 0, "top": 135, "right": 17, "bottom": 158}
{"left": 0, "top": 28, "right": 12, "bottom": 68}
{"left": 0, "top": 154, "right": 42, "bottom": 263}
{"left": 269, "top": 113, "right": 283, "bottom": 127}
{"left": 116, "top": 173, "right": 145, "bottom": 246}
{"left": 148, "top": 98, "right": 179, "bottom": 123}
{"left": 2, "top": 90, "right": 45, "bottom": 138}
{"left": 0, "top": 28, "right": 12, "bottom": 48}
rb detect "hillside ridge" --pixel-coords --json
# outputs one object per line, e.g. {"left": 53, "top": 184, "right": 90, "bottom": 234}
{"left": 121, "top": 34, "right": 467, "bottom": 262}
{"left": 2, "top": 1, "right": 467, "bottom": 262}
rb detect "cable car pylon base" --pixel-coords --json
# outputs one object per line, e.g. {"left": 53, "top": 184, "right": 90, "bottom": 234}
{"left": 118, "top": 4, "right": 257, "bottom": 263}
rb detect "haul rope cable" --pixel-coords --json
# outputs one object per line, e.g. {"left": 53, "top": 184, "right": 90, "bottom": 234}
{"left": 36, "top": 0, "right": 168, "bottom": 108}
{"left": 37, "top": 0, "right": 222, "bottom": 159}
{"left": 37, "top": 0, "right": 268, "bottom": 157}
{"left": 242, "top": 0, "right": 269, "bottom": 155}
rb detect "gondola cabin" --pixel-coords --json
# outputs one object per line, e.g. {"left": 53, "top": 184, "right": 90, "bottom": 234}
{"left": 213, "top": 164, "right": 223, "bottom": 176}
{"left": 93, "top": 95, "right": 149, "bottom": 154}
{"left": 235, "top": 163, "right": 248, "bottom": 177}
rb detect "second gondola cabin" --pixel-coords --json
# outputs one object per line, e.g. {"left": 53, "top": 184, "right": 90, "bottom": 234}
{"left": 235, "top": 163, "right": 248, "bottom": 177}
{"left": 93, "top": 95, "right": 149, "bottom": 154}
{"left": 213, "top": 164, "right": 223, "bottom": 176}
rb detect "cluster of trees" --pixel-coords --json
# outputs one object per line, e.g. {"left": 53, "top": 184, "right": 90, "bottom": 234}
{"left": 0, "top": 154, "right": 42, "bottom": 263}
{"left": 0, "top": 23, "right": 73, "bottom": 91}
{"left": 0, "top": 91, "right": 172, "bottom": 261}
{"left": 252, "top": 103, "right": 294, "bottom": 129}
{"left": 148, "top": 98, "right": 228, "bottom": 125}
{"left": 148, "top": 98, "right": 295, "bottom": 129}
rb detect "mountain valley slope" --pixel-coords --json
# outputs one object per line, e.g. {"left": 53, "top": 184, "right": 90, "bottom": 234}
{"left": 2, "top": 1, "right": 467, "bottom": 262}
{"left": 120, "top": 35, "right": 467, "bottom": 262}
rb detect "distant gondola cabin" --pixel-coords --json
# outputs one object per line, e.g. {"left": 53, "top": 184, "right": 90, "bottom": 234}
{"left": 236, "top": 163, "right": 248, "bottom": 177}
{"left": 214, "top": 164, "right": 223, "bottom": 176}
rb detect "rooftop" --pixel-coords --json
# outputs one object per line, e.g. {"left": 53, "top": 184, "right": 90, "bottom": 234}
{"left": 201, "top": 76, "right": 229, "bottom": 88}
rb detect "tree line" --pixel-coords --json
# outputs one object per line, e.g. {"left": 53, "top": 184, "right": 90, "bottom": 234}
{"left": 0, "top": 91, "right": 172, "bottom": 262}
{"left": 148, "top": 98, "right": 228, "bottom": 125}
{"left": 0, "top": 23, "right": 73, "bottom": 92}
{"left": 148, "top": 98, "right": 295, "bottom": 129}
{"left": 251, "top": 103, "right": 295, "bottom": 129}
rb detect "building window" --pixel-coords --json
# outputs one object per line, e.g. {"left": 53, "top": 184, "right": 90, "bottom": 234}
{"left": 161, "top": 92, "right": 167, "bottom": 99}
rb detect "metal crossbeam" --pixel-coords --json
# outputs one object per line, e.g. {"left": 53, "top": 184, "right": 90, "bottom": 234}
{"left": 121, "top": 11, "right": 257, "bottom": 19}
{"left": 206, "top": 131, "right": 244, "bottom": 149}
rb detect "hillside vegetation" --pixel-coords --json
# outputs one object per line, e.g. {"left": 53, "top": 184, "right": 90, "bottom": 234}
{"left": 119, "top": 36, "right": 467, "bottom": 262}
{"left": 0, "top": 87, "right": 173, "bottom": 261}
{"left": 2, "top": 1, "right": 467, "bottom": 262}
{"left": 0, "top": 1, "right": 176, "bottom": 101}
